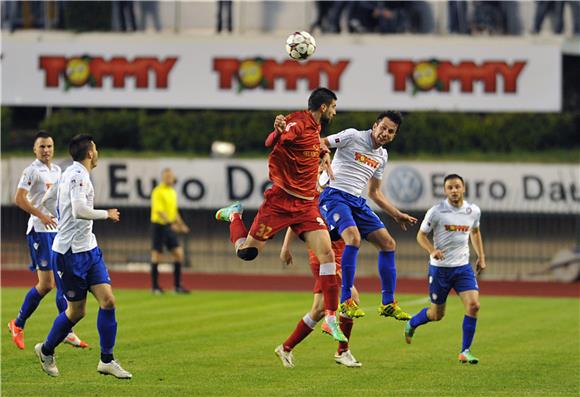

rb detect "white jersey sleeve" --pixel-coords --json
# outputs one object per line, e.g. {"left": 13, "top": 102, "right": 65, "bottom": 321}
{"left": 420, "top": 206, "right": 438, "bottom": 234}
{"left": 326, "top": 128, "right": 357, "bottom": 149}
{"left": 472, "top": 205, "right": 481, "bottom": 229}
{"left": 17, "top": 165, "right": 38, "bottom": 192}
{"left": 70, "top": 172, "right": 107, "bottom": 220}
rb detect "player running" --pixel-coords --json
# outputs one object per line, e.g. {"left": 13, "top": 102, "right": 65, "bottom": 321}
{"left": 405, "top": 174, "right": 487, "bottom": 364}
{"left": 275, "top": 228, "right": 362, "bottom": 368}
{"left": 36, "top": 134, "right": 131, "bottom": 378}
{"left": 215, "top": 88, "right": 347, "bottom": 343}
{"left": 318, "top": 111, "right": 417, "bottom": 321}
{"left": 8, "top": 131, "right": 87, "bottom": 350}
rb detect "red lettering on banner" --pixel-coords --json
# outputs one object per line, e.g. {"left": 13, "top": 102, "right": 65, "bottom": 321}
{"left": 39, "top": 55, "right": 178, "bottom": 89}
{"left": 213, "top": 58, "right": 350, "bottom": 91}
{"left": 387, "top": 59, "right": 526, "bottom": 94}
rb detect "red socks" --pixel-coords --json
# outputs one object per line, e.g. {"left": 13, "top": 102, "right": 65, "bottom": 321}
{"left": 338, "top": 316, "right": 354, "bottom": 353}
{"left": 229, "top": 213, "right": 248, "bottom": 245}
{"left": 283, "top": 320, "right": 314, "bottom": 352}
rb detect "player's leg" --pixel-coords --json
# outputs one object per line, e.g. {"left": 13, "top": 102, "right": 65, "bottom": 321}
{"left": 334, "top": 284, "right": 362, "bottom": 367}
{"left": 405, "top": 265, "right": 450, "bottom": 344}
{"left": 88, "top": 248, "right": 132, "bottom": 379}
{"left": 169, "top": 241, "right": 188, "bottom": 293}
{"left": 9, "top": 232, "right": 55, "bottom": 350}
{"left": 366, "top": 227, "right": 410, "bottom": 320}
{"left": 332, "top": 237, "right": 364, "bottom": 318}
{"left": 275, "top": 293, "right": 324, "bottom": 368}
{"left": 455, "top": 264, "right": 481, "bottom": 364}
{"left": 303, "top": 229, "right": 346, "bottom": 343}
{"left": 215, "top": 201, "right": 253, "bottom": 255}
{"left": 150, "top": 224, "right": 165, "bottom": 293}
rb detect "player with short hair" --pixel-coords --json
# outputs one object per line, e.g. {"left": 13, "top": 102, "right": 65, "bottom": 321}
{"left": 215, "top": 87, "right": 347, "bottom": 342}
{"left": 8, "top": 131, "right": 87, "bottom": 350}
{"left": 150, "top": 167, "right": 191, "bottom": 294}
{"left": 405, "top": 174, "right": 487, "bottom": 364}
{"left": 36, "top": 134, "right": 132, "bottom": 378}
{"left": 275, "top": 228, "right": 362, "bottom": 368}
{"left": 319, "top": 111, "right": 417, "bottom": 321}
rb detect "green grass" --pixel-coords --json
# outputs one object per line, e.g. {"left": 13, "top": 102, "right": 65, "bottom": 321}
{"left": 2, "top": 289, "right": 579, "bottom": 397}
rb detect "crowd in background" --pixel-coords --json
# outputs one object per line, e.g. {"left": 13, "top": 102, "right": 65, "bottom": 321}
{"left": 1, "top": 0, "right": 579, "bottom": 36}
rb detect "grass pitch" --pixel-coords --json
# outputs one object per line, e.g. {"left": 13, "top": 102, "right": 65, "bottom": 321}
{"left": 2, "top": 288, "right": 579, "bottom": 397}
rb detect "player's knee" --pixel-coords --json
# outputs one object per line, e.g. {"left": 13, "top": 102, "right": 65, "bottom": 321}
{"left": 100, "top": 296, "right": 116, "bottom": 310}
{"left": 385, "top": 237, "right": 396, "bottom": 251}
{"left": 468, "top": 301, "right": 480, "bottom": 316}
{"left": 35, "top": 283, "right": 53, "bottom": 296}
{"left": 67, "top": 307, "right": 86, "bottom": 322}
{"left": 430, "top": 310, "right": 444, "bottom": 321}
{"left": 237, "top": 247, "right": 259, "bottom": 261}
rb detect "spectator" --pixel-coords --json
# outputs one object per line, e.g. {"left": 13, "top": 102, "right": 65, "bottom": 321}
{"left": 472, "top": 1, "right": 521, "bottom": 35}
{"left": 325, "top": 1, "right": 352, "bottom": 33}
{"left": 118, "top": 0, "right": 136, "bottom": 31}
{"left": 139, "top": 1, "right": 161, "bottom": 32}
{"left": 533, "top": 1, "right": 580, "bottom": 35}
{"left": 448, "top": 0, "right": 470, "bottom": 34}
{"left": 216, "top": 0, "right": 232, "bottom": 33}
{"left": 310, "top": 1, "right": 334, "bottom": 33}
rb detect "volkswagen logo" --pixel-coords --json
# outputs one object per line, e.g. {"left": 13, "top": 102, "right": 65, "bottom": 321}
{"left": 387, "top": 166, "right": 423, "bottom": 204}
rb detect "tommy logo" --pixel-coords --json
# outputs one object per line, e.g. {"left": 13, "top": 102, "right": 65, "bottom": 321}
{"left": 445, "top": 224, "right": 470, "bottom": 232}
{"left": 354, "top": 152, "right": 379, "bottom": 169}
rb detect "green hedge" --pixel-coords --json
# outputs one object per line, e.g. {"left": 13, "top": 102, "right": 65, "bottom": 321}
{"left": 5, "top": 108, "right": 572, "bottom": 155}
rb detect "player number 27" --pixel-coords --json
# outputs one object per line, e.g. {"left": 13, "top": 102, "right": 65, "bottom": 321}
{"left": 255, "top": 223, "right": 273, "bottom": 240}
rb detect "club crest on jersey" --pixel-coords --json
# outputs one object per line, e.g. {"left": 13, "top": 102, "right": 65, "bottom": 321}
{"left": 466, "top": 207, "right": 472, "bottom": 214}
{"left": 444, "top": 224, "right": 470, "bottom": 232}
{"left": 354, "top": 152, "right": 379, "bottom": 169}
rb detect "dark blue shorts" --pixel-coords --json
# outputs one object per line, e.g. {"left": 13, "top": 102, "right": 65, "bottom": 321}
{"left": 56, "top": 247, "right": 111, "bottom": 302}
{"left": 428, "top": 264, "right": 479, "bottom": 304}
{"left": 319, "top": 187, "right": 385, "bottom": 239}
{"left": 26, "top": 231, "right": 56, "bottom": 271}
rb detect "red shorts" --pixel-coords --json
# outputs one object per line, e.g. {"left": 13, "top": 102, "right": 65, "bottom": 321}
{"left": 309, "top": 239, "right": 345, "bottom": 293}
{"left": 249, "top": 185, "right": 328, "bottom": 242}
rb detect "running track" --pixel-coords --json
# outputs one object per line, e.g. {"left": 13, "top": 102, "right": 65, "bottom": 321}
{"left": 2, "top": 269, "right": 578, "bottom": 298}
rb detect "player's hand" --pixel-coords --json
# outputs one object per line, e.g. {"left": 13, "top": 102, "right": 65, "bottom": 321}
{"left": 476, "top": 257, "right": 486, "bottom": 277}
{"left": 395, "top": 212, "right": 417, "bottom": 231}
{"left": 280, "top": 248, "right": 293, "bottom": 267}
{"left": 181, "top": 224, "right": 190, "bottom": 234}
{"left": 274, "top": 114, "right": 286, "bottom": 133}
{"left": 431, "top": 249, "right": 444, "bottom": 260}
{"left": 39, "top": 213, "right": 58, "bottom": 230}
{"left": 107, "top": 209, "right": 120, "bottom": 222}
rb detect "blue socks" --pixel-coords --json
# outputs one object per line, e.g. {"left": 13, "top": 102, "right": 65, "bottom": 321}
{"left": 340, "top": 245, "right": 359, "bottom": 303}
{"left": 15, "top": 287, "right": 44, "bottom": 328}
{"left": 410, "top": 307, "right": 431, "bottom": 328}
{"left": 97, "top": 308, "right": 117, "bottom": 357}
{"left": 378, "top": 251, "right": 396, "bottom": 305}
{"left": 462, "top": 315, "right": 477, "bottom": 352}
{"left": 42, "top": 312, "right": 76, "bottom": 355}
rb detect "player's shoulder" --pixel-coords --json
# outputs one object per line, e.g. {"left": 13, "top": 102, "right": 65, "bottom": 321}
{"left": 429, "top": 200, "right": 447, "bottom": 214}
{"left": 52, "top": 163, "right": 62, "bottom": 172}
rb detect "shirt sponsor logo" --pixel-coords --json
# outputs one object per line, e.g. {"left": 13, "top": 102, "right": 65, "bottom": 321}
{"left": 444, "top": 224, "right": 470, "bottom": 232}
{"left": 354, "top": 152, "right": 379, "bottom": 169}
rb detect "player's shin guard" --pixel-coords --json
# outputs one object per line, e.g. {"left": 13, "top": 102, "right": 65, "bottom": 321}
{"left": 378, "top": 251, "right": 397, "bottom": 305}
{"left": 229, "top": 213, "right": 248, "bottom": 245}
{"left": 338, "top": 315, "right": 353, "bottom": 353}
{"left": 340, "top": 245, "right": 358, "bottom": 303}
{"left": 15, "top": 287, "right": 44, "bottom": 328}
{"left": 319, "top": 263, "right": 339, "bottom": 313}
{"left": 97, "top": 308, "right": 117, "bottom": 363}
{"left": 461, "top": 315, "right": 477, "bottom": 352}
{"left": 54, "top": 276, "right": 68, "bottom": 314}
{"left": 42, "top": 312, "right": 76, "bottom": 355}
{"left": 283, "top": 314, "right": 317, "bottom": 351}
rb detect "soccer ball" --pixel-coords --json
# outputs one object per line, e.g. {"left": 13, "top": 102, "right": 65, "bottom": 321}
{"left": 285, "top": 31, "right": 316, "bottom": 60}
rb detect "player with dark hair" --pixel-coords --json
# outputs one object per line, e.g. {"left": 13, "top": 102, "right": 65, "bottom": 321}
{"left": 8, "top": 131, "right": 88, "bottom": 350}
{"left": 318, "top": 111, "right": 416, "bottom": 321}
{"left": 37, "top": 134, "right": 131, "bottom": 378}
{"left": 405, "top": 174, "right": 487, "bottom": 364}
{"left": 215, "top": 88, "right": 347, "bottom": 342}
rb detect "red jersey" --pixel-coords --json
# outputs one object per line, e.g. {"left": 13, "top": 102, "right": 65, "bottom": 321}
{"left": 268, "top": 111, "right": 321, "bottom": 200}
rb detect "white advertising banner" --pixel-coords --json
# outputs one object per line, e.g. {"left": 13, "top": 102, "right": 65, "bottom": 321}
{"left": 2, "top": 158, "right": 578, "bottom": 214}
{"left": 1, "top": 34, "right": 561, "bottom": 112}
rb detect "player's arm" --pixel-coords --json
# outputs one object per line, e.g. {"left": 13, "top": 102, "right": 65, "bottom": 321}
{"left": 265, "top": 114, "right": 287, "bottom": 147}
{"left": 470, "top": 227, "right": 486, "bottom": 275}
{"left": 15, "top": 187, "right": 57, "bottom": 229}
{"left": 368, "top": 177, "right": 417, "bottom": 231}
{"left": 41, "top": 183, "right": 58, "bottom": 218}
{"left": 70, "top": 176, "right": 119, "bottom": 222}
{"left": 280, "top": 227, "right": 298, "bottom": 266}
{"left": 174, "top": 210, "right": 190, "bottom": 234}
{"left": 417, "top": 230, "right": 444, "bottom": 260}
